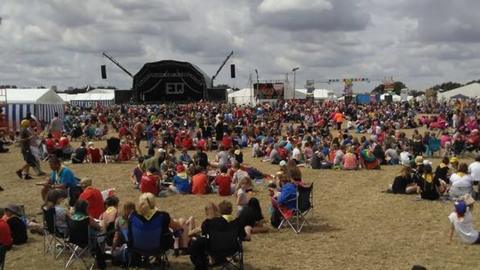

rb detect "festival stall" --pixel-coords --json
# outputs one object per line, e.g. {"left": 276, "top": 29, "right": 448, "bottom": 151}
{"left": 2, "top": 88, "right": 65, "bottom": 131}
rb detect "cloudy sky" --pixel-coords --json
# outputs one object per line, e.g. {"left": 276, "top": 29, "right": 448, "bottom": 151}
{"left": 1, "top": 0, "right": 479, "bottom": 93}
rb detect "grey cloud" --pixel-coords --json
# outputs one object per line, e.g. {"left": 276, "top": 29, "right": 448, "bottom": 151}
{"left": 255, "top": 0, "right": 370, "bottom": 32}
{"left": 1, "top": 0, "right": 480, "bottom": 91}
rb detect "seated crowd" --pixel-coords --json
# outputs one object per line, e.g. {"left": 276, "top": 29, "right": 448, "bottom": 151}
{"left": 4, "top": 98, "right": 480, "bottom": 268}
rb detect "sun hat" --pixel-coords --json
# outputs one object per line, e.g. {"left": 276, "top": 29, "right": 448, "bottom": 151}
{"left": 423, "top": 160, "right": 432, "bottom": 166}
{"left": 80, "top": 178, "right": 92, "bottom": 187}
{"left": 234, "top": 149, "right": 241, "bottom": 155}
{"left": 20, "top": 119, "right": 30, "bottom": 129}
{"left": 88, "top": 141, "right": 94, "bottom": 146}
{"left": 5, "top": 204, "right": 23, "bottom": 216}
{"left": 450, "top": 156, "right": 459, "bottom": 164}
{"left": 454, "top": 200, "right": 467, "bottom": 215}
{"left": 415, "top": 156, "right": 424, "bottom": 165}
{"left": 279, "top": 160, "right": 287, "bottom": 167}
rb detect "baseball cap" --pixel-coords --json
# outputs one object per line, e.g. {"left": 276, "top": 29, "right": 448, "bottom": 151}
{"left": 455, "top": 201, "right": 467, "bottom": 215}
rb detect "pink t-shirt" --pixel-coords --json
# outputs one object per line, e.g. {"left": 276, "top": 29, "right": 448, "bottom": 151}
{"left": 342, "top": 153, "right": 358, "bottom": 170}
{"left": 440, "top": 135, "right": 451, "bottom": 148}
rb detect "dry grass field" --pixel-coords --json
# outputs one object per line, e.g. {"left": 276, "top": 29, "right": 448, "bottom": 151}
{"left": 1, "top": 139, "right": 479, "bottom": 270}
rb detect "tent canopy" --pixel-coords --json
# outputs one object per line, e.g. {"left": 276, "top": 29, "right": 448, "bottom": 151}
{"left": 294, "top": 89, "right": 336, "bottom": 100}
{"left": 438, "top": 83, "right": 480, "bottom": 99}
{"left": 70, "top": 89, "right": 115, "bottom": 101}
{"left": 3, "top": 88, "right": 65, "bottom": 104}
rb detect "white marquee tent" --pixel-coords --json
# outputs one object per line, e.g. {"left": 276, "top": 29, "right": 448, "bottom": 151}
{"left": 1, "top": 88, "right": 65, "bottom": 131}
{"left": 437, "top": 83, "right": 480, "bottom": 99}
{"left": 62, "top": 89, "right": 115, "bottom": 107}
{"left": 227, "top": 88, "right": 255, "bottom": 105}
{"left": 227, "top": 88, "right": 337, "bottom": 105}
{"left": 294, "top": 89, "right": 337, "bottom": 100}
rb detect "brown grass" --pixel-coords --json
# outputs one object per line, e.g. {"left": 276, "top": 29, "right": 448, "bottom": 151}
{"left": 1, "top": 140, "right": 479, "bottom": 270}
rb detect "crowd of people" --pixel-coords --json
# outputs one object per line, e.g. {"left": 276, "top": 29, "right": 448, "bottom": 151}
{"left": 1, "top": 97, "right": 480, "bottom": 268}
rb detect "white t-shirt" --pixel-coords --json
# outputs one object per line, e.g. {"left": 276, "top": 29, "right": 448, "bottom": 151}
{"left": 292, "top": 147, "right": 302, "bottom": 161}
{"left": 399, "top": 151, "right": 411, "bottom": 166}
{"left": 450, "top": 173, "right": 473, "bottom": 188}
{"left": 334, "top": 150, "right": 344, "bottom": 166}
{"left": 449, "top": 211, "right": 479, "bottom": 244}
{"left": 468, "top": 162, "right": 480, "bottom": 181}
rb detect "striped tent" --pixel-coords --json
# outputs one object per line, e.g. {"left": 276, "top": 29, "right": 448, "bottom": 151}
{"left": 68, "top": 89, "right": 115, "bottom": 108}
{"left": 2, "top": 88, "right": 65, "bottom": 131}
{"left": 70, "top": 99, "right": 114, "bottom": 107}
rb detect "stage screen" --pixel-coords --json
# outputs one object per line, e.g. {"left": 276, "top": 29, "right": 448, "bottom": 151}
{"left": 253, "top": 83, "right": 284, "bottom": 99}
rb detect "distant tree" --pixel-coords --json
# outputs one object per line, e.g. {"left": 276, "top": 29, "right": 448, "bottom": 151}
{"left": 371, "top": 84, "right": 385, "bottom": 94}
{"left": 430, "top": 81, "right": 462, "bottom": 92}
{"left": 409, "top": 90, "right": 424, "bottom": 97}
{"left": 393, "top": 81, "right": 406, "bottom": 95}
{"left": 371, "top": 81, "right": 406, "bottom": 95}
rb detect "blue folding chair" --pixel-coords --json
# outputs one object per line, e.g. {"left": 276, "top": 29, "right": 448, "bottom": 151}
{"left": 127, "top": 211, "right": 173, "bottom": 269}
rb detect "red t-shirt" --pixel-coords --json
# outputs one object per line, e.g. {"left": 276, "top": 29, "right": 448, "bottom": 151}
{"left": 140, "top": 174, "right": 159, "bottom": 195}
{"left": 222, "top": 136, "right": 232, "bottom": 150}
{"left": 119, "top": 126, "right": 129, "bottom": 137}
{"left": 215, "top": 174, "right": 232, "bottom": 196}
{"left": 0, "top": 218, "right": 13, "bottom": 248}
{"left": 79, "top": 187, "right": 105, "bottom": 219}
{"left": 197, "top": 139, "right": 206, "bottom": 151}
{"left": 191, "top": 173, "right": 208, "bottom": 195}
{"left": 59, "top": 137, "right": 70, "bottom": 149}
{"left": 182, "top": 137, "right": 193, "bottom": 150}
{"left": 118, "top": 144, "right": 132, "bottom": 161}
{"left": 88, "top": 148, "right": 102, "bottom": 163}
{"left": 46, "top": 138, "right": 57, "bottom": 153}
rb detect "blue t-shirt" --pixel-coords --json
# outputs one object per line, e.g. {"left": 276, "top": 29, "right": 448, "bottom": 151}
{"left": 173, "top": 175, "right": 191, "bottom": 194}
{"left": 50, "top": 167, "right": 77, "bottom": 188}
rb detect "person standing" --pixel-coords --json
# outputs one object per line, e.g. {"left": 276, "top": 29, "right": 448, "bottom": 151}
{"left": 49, "top": 112, "right": 63, "bottom": 140}
{"left": 16, "top": 120, "right": 43, "bottom": 179}
{"left": 133, "top": 118, "right": 144, "bottom": 157}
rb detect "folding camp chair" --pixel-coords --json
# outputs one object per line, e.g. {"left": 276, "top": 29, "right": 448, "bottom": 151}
{"left": 0, "top": 245, "right": 6, "bottom": 270}
{"left": 104, "top": 137, "right": 121, "bottom": 164}
{"left": 276, "top": 183, "right": 314, "bottom": 233}
{"left": 127, "top": 211, "right": 173, "bottom": 270}
{"left": 64, "top": 217, "right": 94, "bottom": 270}
{"left": 42, "top": 207, "right": 68, "bottom": 259}
{"left": 206, "top": 222, "right": 244, "bottom": 270}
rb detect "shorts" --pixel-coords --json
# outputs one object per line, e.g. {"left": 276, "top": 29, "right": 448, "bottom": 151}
{"left": 22, "top": 148, "right": 37, "bottom": 166}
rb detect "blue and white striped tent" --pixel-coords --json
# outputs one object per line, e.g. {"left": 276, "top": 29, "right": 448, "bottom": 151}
{"left": 65, "top": 89, "right": 115, "bottom": 108}
{"left": 2, "top": 88, "right": 65, "bottom": 131}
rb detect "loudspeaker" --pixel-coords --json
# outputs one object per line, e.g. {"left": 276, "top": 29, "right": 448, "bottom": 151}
{"left": 344, "top": 95, "right": 353, "bottom": 105}
{"left": 101, "top": 65, "right": 107, "bottom": 79}
{"left": 230, "top": 64, "right": 235, "bottom": 78}
{"left": 385, "top": 95, "right": 392, "bottom": 103}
